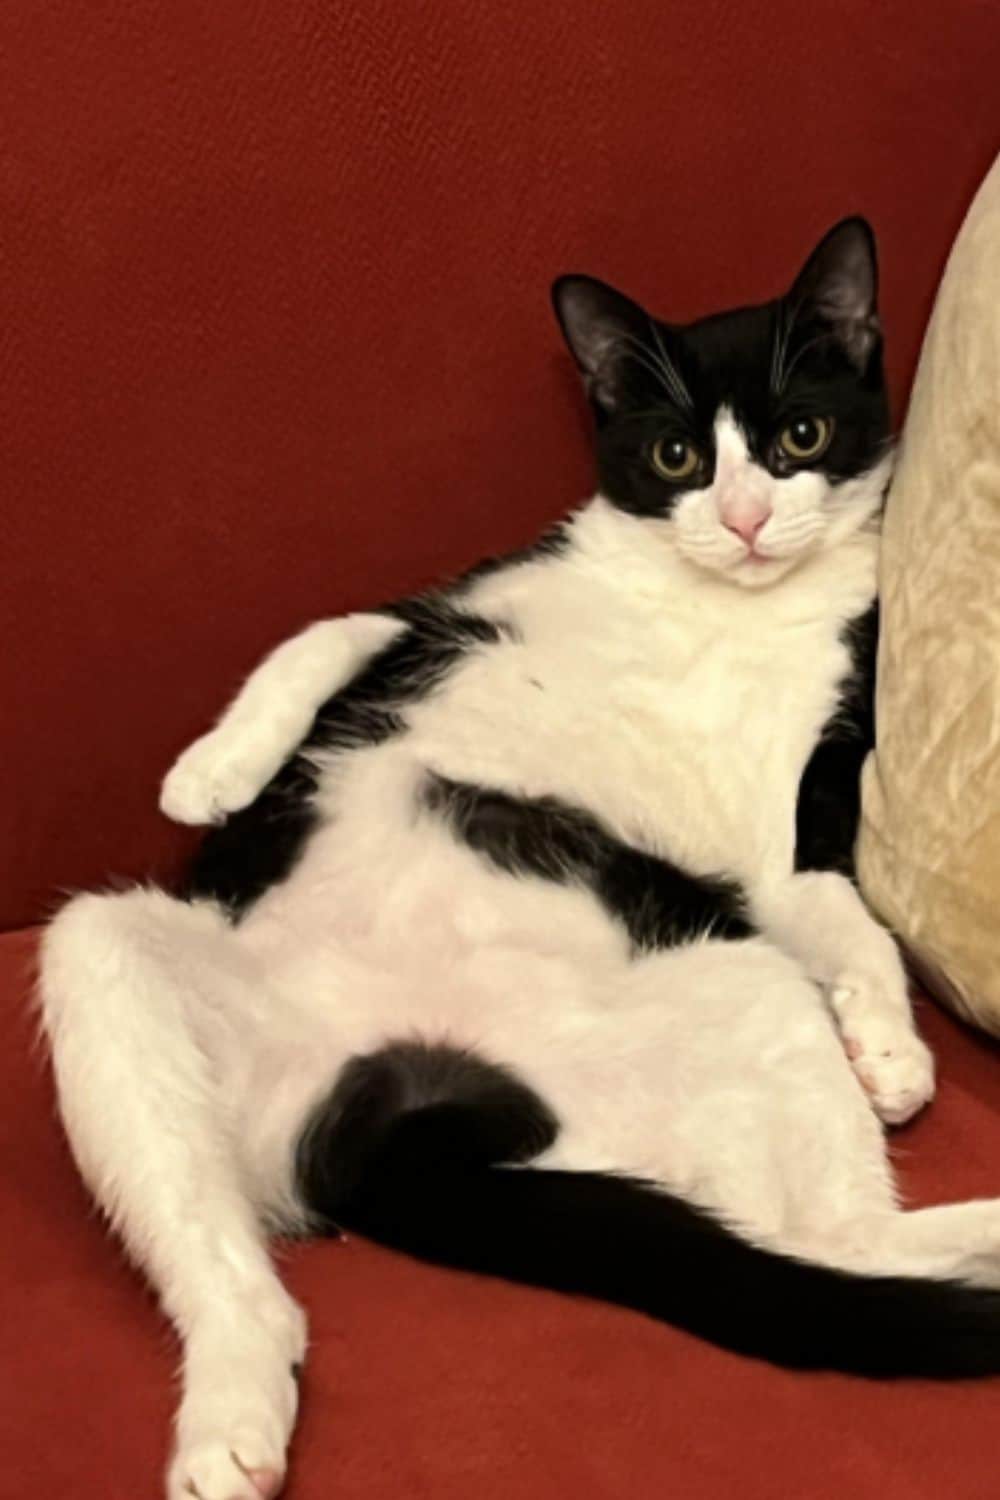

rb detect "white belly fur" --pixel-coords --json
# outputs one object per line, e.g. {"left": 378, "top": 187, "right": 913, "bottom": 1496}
{"left": 227, "top": 509, "right": 884, "bottom": 1242}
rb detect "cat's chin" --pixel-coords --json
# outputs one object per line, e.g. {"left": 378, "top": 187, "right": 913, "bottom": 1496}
{"left": 727, "top": 553, "right": 805, "bottom": 589}
{"left": 677, "top": 546, "right": 807, "bottom": 590}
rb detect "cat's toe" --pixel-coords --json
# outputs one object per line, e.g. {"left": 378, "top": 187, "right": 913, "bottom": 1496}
{"left": 169, "top": 1432, "right": 286, "bottom": 1500}
{"left": 843, "top": 1023, "right": 935, "bottom": 1126}
{"left": 160, "top": 734, "right": 261, "bottom": 825}
{"left": 160, "top": 766, "right": 226, "bottom": 826}
{"left": 828, "top": 971, "right": 935, "bottom": 1126}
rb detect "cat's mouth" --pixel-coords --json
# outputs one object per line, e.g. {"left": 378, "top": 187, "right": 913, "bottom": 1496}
{"left": 725, "top": 542, "right": 806, "bottom": 587}
{"left": 672, "top": 515, "right": 821, "bottom": 586}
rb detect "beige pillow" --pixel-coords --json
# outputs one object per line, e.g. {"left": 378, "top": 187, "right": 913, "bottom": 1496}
{"left": 859, "top": 154, "right": 1000, "bottom": 1032}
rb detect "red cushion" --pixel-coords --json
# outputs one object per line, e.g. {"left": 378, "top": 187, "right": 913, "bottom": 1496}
{"left": 6, "top": 922, "right": 1000, "bottom": 1498}
{"left": 4, "top": 2, "right": 1000, "bottom": 929}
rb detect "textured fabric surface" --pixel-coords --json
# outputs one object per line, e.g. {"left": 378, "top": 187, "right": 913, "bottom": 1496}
{"left": 5, "top": 923, "right": 1000, "bottom": 1497}
{"left": 859, "top": 154, "right": 1000, "bottom": 1032}
{"left": 4, "top": 1, "right": 1000, "bottom": 929}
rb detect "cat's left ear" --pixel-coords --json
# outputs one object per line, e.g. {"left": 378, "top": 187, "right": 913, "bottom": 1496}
{"left": 788, "top": 217, "right": 880, "bottom": 371}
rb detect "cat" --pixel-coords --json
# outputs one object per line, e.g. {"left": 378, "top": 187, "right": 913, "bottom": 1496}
{"left": 39, "top": 217, "right": 1000, "bottom": 1500}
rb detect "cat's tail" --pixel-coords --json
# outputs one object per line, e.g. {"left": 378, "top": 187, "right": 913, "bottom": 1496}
{"left": 296, "top": 1040, "right": 1000, "bottom": 1378}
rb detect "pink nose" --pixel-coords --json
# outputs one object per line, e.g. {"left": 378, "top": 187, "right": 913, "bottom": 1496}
{"left": 721, "top": 510, "right": 770, "bottom": 546}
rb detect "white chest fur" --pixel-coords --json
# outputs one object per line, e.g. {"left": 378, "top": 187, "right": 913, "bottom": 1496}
{"left": 400, "top": 498, "right": 879, "bottom": 887}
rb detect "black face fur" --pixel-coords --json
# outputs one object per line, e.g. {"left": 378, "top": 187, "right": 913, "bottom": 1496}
{"left": 551, "top": 218, "right": 891, "bottom": 518}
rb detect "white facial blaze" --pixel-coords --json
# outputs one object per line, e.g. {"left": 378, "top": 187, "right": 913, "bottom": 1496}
{"left": 668, "top": 405, "right": 889, "bottom": 589}
{"left": 712, "top": 412, "right": 774, "bottom": 543}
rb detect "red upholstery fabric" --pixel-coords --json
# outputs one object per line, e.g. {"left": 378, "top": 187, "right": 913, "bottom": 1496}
{"left": 6, "top": 9, "right": 1000, "bottom": 1496}
{"left": 3, "top": 0, "right": 1000, "bottom": 929}
{"left": 4, "top": 924, "right": 1000, "bottom": 1497}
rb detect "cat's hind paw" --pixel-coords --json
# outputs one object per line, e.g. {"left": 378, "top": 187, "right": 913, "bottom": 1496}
{"left": 168, "top": 1296, "right": 305, "bottom": 1500}
{"left": 169, "top": 1434, "right": 285, "bottom": 1500}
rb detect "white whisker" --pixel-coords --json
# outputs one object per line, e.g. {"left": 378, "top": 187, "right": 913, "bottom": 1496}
{"left": 647, "top": 318, "right": 694, "bottom": 413}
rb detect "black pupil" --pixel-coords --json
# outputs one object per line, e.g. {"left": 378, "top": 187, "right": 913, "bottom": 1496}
{"left": 664, "top": 442, "right": 687, "bottom": 469}
{"left": 792, "top": 419, "right": 819, "bottom": 448}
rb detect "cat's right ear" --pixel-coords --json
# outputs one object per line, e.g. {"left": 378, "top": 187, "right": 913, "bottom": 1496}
{"left": 551, "top": 276, "right": 649, "bottom": 413}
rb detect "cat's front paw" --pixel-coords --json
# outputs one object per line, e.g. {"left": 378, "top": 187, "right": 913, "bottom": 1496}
{"left": 160, "top": 731, "right": 267, "bottom": 826}
{"left": 833, "top": 976, "right": 935, "bottom": 1127}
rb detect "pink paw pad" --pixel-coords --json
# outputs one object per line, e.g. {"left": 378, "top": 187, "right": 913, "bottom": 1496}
{"left": 249, "top": 1470, "right": 283, "bottom": 1500}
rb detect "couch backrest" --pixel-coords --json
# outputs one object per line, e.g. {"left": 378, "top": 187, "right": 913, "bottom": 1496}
{"left": 4, "top": 0, "right": 999, "bottom": 929}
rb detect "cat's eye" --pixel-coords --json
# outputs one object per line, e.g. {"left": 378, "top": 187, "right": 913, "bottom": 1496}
{"left": 777, "top": 416, "right": 834, "bottom": 462}
{"left": 651, "top": 437, "right": 700, "bottom": 482}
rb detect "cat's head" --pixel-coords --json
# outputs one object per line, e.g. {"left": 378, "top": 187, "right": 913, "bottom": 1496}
{"left": 553, "top": 218, "right": 890, "bottom": 588}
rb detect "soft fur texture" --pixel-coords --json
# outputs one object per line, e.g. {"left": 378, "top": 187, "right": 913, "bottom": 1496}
{"left": 859, "top": 152, "right": 1000, "bottom": 1033}
{"left": 42, "top": 221, "right": 1000, "bottom": 1500}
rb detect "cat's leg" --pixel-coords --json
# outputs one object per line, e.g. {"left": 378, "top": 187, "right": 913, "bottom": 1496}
{"left": 802, "top": 1199, "right": 1000, "bottom": 1291}
{"left": 161, "top": 612, "right": 403, "bottom": 826}
{"left": 752, "top": 871, "right": 934, "bottom": 1125}
{"left": 39, "top": 886, "right": 306, "bottom": 1500}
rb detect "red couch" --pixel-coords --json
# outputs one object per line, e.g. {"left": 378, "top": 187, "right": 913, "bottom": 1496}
{"left": 5, "top": 3, "right": 1000, "bottom": 1495}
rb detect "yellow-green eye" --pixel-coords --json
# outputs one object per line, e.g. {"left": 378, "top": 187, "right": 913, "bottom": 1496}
{"left": 778, "top": 416, "right": 834, "bottom": 462}
{"left": 651, "top": 436, "right": 700, "bottom": 481}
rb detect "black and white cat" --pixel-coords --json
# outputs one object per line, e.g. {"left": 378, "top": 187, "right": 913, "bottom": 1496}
{"left": 40, "top": 219, "right": 1000, "bottom": 1500}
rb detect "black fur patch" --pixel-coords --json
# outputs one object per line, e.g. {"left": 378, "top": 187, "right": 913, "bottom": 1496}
{"left": 184, "top": 601, "right": 505, "bottom": 918}
{"left": 422, "top": 774, "right": 752, "bottom": 950}
{"left": 794, "top": 602, "right": 878, "bottom": 877}
{"left": 296, "top": 1040, "right": 559, "bottom": 1221}
{"left": 322, "top": 596, "right": 505, "bottom": 753}
{"left": 298, "top": 1039, "right": 1000, "bottom": 1379}
{"left": 183, "top": 755, "right": 322, "bottom": 918}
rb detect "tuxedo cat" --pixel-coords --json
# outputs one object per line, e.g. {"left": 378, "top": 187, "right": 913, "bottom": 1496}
{"left": 40, "top": 219, "right": 1000, "bottom": 1500}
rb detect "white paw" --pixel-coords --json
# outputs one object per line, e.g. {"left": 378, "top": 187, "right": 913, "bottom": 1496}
{"left": 169, "top": 1298, "right": 306, "bottom": 1500}
{"left": 832, "top": 976, "right": 935, "bottom": 1126}
{"left": 169, "top": 1431, "right": 287, "bottom": 1500}
{"left": 160, "top": 731, "right": 269, "bottom": 826}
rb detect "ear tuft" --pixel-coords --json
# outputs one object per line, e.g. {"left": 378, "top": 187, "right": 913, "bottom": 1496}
{"left": 788, "top": 217, "right": 880, "bottom": 370}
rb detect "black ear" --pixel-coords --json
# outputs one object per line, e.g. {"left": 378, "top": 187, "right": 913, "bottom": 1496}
{"left": 551, "top": 275, "right": 651, "bottom": 412}
{"left": 788, "top": 218, "right": 880, "bottom": 370}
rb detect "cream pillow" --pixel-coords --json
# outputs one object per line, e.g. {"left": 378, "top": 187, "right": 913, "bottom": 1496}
{"left": 859, "top": 154, "right": 1000, "bottom": 1031}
